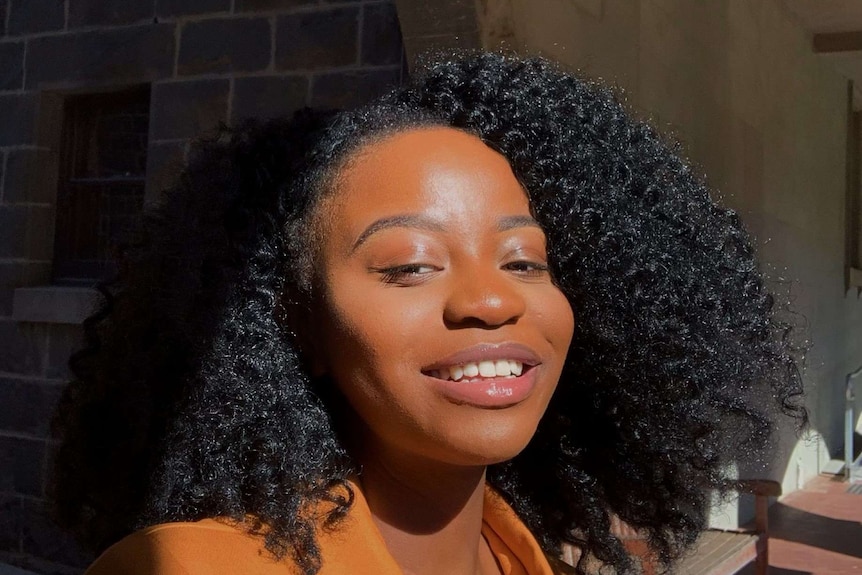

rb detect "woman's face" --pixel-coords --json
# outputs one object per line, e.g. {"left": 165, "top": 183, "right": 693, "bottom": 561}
{"left": 309, "top": 127, "right": 574, "bottom": 467}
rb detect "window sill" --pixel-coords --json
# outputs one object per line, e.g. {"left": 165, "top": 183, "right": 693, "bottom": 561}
{"left": 12, "top": 286, "right": 100, "bottom": 325}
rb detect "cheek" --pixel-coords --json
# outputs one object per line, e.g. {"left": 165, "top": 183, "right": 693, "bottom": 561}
{"left": 317, "top": 288, "right": 424, "bottom": 392}
{"left": 316, "top": 293, "right": 438, "bottom": 444}
{"left": 325, "top": 278, "right": 439, "bottom": 351}
{"left": 539, "top": 288, "right": 576, "bottom": 352}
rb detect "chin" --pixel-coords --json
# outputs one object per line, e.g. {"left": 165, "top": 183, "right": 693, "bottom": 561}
{"left": 431, "top": 417, "right": 541, "bottom": 467}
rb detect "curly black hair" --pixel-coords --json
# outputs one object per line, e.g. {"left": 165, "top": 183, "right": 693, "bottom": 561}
{"left": 50, "top": 52, "right": 806, "bottom": 574}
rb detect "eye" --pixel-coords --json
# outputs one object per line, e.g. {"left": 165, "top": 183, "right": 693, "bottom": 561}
{"left": 375, "top": 264, "right": 440, "bottom": 286}
{"left": 502, "top": 260, "right": 549, "bottom": 277}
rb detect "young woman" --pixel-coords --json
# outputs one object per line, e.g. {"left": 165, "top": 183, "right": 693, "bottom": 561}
{"left": 51, "top": 52, "right": 806, "bottom": 575}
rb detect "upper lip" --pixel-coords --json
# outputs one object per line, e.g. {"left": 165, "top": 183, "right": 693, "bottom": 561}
{"left": 422, "top": 342, "right": 542, "bottom": 372}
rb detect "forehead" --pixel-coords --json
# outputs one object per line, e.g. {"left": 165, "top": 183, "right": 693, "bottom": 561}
{"left": 344, "top": 126, "right": 507, "bottom": 171}
{"left": 329, "top": 126, "right": 529, "bottom": 213}
{"left": 311, "top": 126, "right": 540, "bottom": 263}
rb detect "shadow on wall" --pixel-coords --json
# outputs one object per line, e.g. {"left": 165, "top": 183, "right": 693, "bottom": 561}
{"left": 716, "top": 422, "right": 825, "bottom": 530}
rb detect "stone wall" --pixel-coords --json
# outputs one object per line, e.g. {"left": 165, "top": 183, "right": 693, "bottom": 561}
{"left": 0, "top": 1, "right": 404, "bottom": 572}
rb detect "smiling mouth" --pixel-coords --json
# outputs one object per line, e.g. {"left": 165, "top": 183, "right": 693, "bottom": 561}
{"left": 425, "top": 360, "right": 527, "bottom": 382}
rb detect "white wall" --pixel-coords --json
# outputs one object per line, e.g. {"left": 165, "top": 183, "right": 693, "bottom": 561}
{"left": 479, "top": 0, "right": 862, "bottom": 510}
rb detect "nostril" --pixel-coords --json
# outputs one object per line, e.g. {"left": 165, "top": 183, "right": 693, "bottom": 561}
{"left": 443, "top": 294, "right": 526, "bottom": 326}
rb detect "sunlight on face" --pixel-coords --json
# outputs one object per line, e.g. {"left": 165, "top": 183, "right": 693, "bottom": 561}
{"left": 310, "top": 127, "right": 575, "bottom": 467}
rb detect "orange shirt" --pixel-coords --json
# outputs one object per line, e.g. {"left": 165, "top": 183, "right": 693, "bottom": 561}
{"left": 85, "top": 483, "right": 566, "bottom": 575}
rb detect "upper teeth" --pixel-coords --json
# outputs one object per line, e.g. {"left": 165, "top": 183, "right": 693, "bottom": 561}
{"left": 430, "top": 360, "right": 524, "bottom": 381}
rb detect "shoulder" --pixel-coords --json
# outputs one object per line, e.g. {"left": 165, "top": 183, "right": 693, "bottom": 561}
{"left": 85, "top": 519, "right": 298, "bottom": 575}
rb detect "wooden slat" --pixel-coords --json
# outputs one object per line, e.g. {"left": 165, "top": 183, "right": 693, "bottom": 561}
{"left": 674, "top": 531, "right": 758, "bottom": 575}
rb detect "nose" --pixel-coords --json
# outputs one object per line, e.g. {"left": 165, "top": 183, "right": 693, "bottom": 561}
{"left": 443, "top": 266, "right": 526, "bottom": 328}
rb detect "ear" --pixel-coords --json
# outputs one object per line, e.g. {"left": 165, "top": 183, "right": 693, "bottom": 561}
{"left": 278, "top": 295, "right": 328, "bottom": 378}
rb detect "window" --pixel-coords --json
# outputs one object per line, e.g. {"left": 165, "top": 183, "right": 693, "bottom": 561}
{"left": 52, "top": 86, "right": 150, "bottom": 285}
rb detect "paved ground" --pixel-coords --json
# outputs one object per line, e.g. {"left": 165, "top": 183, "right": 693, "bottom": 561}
{"left": 765, "top": 473, "right": 862, "bottom": 574}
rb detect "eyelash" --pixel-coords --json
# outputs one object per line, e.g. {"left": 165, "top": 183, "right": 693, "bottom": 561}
{"left": 376, "top": 260, "right": 549, "bottom": 285}
{"left": 503, "top": 260, "right": 550, "bottom": 277}
{"left": 377, "top": 264, "right": 439, "bottom": 285}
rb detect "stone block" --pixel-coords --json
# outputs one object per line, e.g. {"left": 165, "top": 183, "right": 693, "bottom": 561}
{"left": 34, "top": 92, "right": 64, "bottom": 151}
{"left": 0, "top": 379, "right": 62, "bottom": 437}
{"left": 69, "top": 0, "right": 153, "bottom": 27}
{"left": 0, "top": 277, "right": 18, "bottom": 320}
{"left": 12, "top": 287, "right": 99, "bottom": 326}
{"left": 0, "top": 263, "right": 51, "bottom": 317}
{"left": 361, "top": 2, "right": 403, "bottom": 66}
{"left": 156, "top": 0, "right": 230, "bottom": 18}
{"left": 46, "top": 324, "right": 84, "bottom": 380}
{"left": 0, "top": 494, "right": 21, "bottom": 553}
{"left": 0, "top": 436, "right": 44, "bottom": 497}
{"left": 150, "top": 79, "right": 229, "bottom": 140}
{"left": 21, "top": 499, "right": 91, "bottom": 567}
{"left": 0, "top": 42, "right": 24, "bottom": 91}
{"left": 0, "top": 206, "right": 27, "bottom": 259}
{"left": 26, "top": 206, "right": 55, "bottom": 262}
{"left": 0, "top": 276, "right": 11, "bottom": 319}
{"left": 26, "top": 24, "right": 176, "bottom": 91}
{"left": 231, "top": 75, "right": 308, "bottom": 122}
{"left": 3, "top": 149, "right": 59, "bottom": 205}
{"left": 144, "top": 141, "right": 186, "bottom": 205}
{"left": 276, "top": 7, "right": 359, "bottom": 70}
{"left": 0, "top": 321, "right": 47, "bottom": 376}
{"left": 7, "top": 0, "right": 64, "bottom": 36}
{"left": 0, "top": 205, "right": 55, "bottom": 260}
{"left": 0, "top": 93, "right": 37, "bottom": 146}
{"left": 178, "top": 17, "right": 271, "bottom": 76}
{"left": 310, "top": 67, "right": 400, "bottom": 109}
{"left": 0, "top": 284, "right": 10, "bottom": 317}
{"left": 236, "top": 0, "right": 314, "bottom": 11}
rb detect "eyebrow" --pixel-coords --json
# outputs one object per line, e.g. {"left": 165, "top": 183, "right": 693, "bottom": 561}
{"left": 497, "top": 215, "right": 542, "bottom": 232}
{"left": 351, "top": 213, "right": 543, "bottom": 252}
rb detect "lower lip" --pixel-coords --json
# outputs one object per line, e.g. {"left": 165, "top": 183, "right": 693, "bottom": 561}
{"left": 427, "top": 368, "right": 538, "bottom": 408}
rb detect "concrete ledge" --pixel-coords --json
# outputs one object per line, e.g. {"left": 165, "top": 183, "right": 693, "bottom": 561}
{"left": 11, "top": 286, "right": 100, "bottom": 325}
{"left": 0, "top": 563, "right": 38, "bottom": 575}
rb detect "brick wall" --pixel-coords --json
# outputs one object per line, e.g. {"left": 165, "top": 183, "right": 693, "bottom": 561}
{"left": 0, "top": 1, "right": 404, "bottom": 572}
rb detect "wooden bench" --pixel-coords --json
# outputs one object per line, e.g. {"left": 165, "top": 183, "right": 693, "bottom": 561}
{"left": 558, "top": 479, "right": 782, "bottom": 575}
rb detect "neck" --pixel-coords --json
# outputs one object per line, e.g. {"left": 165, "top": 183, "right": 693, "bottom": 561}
{"left": 356, "top": 446, "right": 500, "bottom": 575}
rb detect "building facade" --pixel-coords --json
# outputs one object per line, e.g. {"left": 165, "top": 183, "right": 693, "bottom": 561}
{"left": 0, "top": 0, "right": 404, "bottom": 572}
